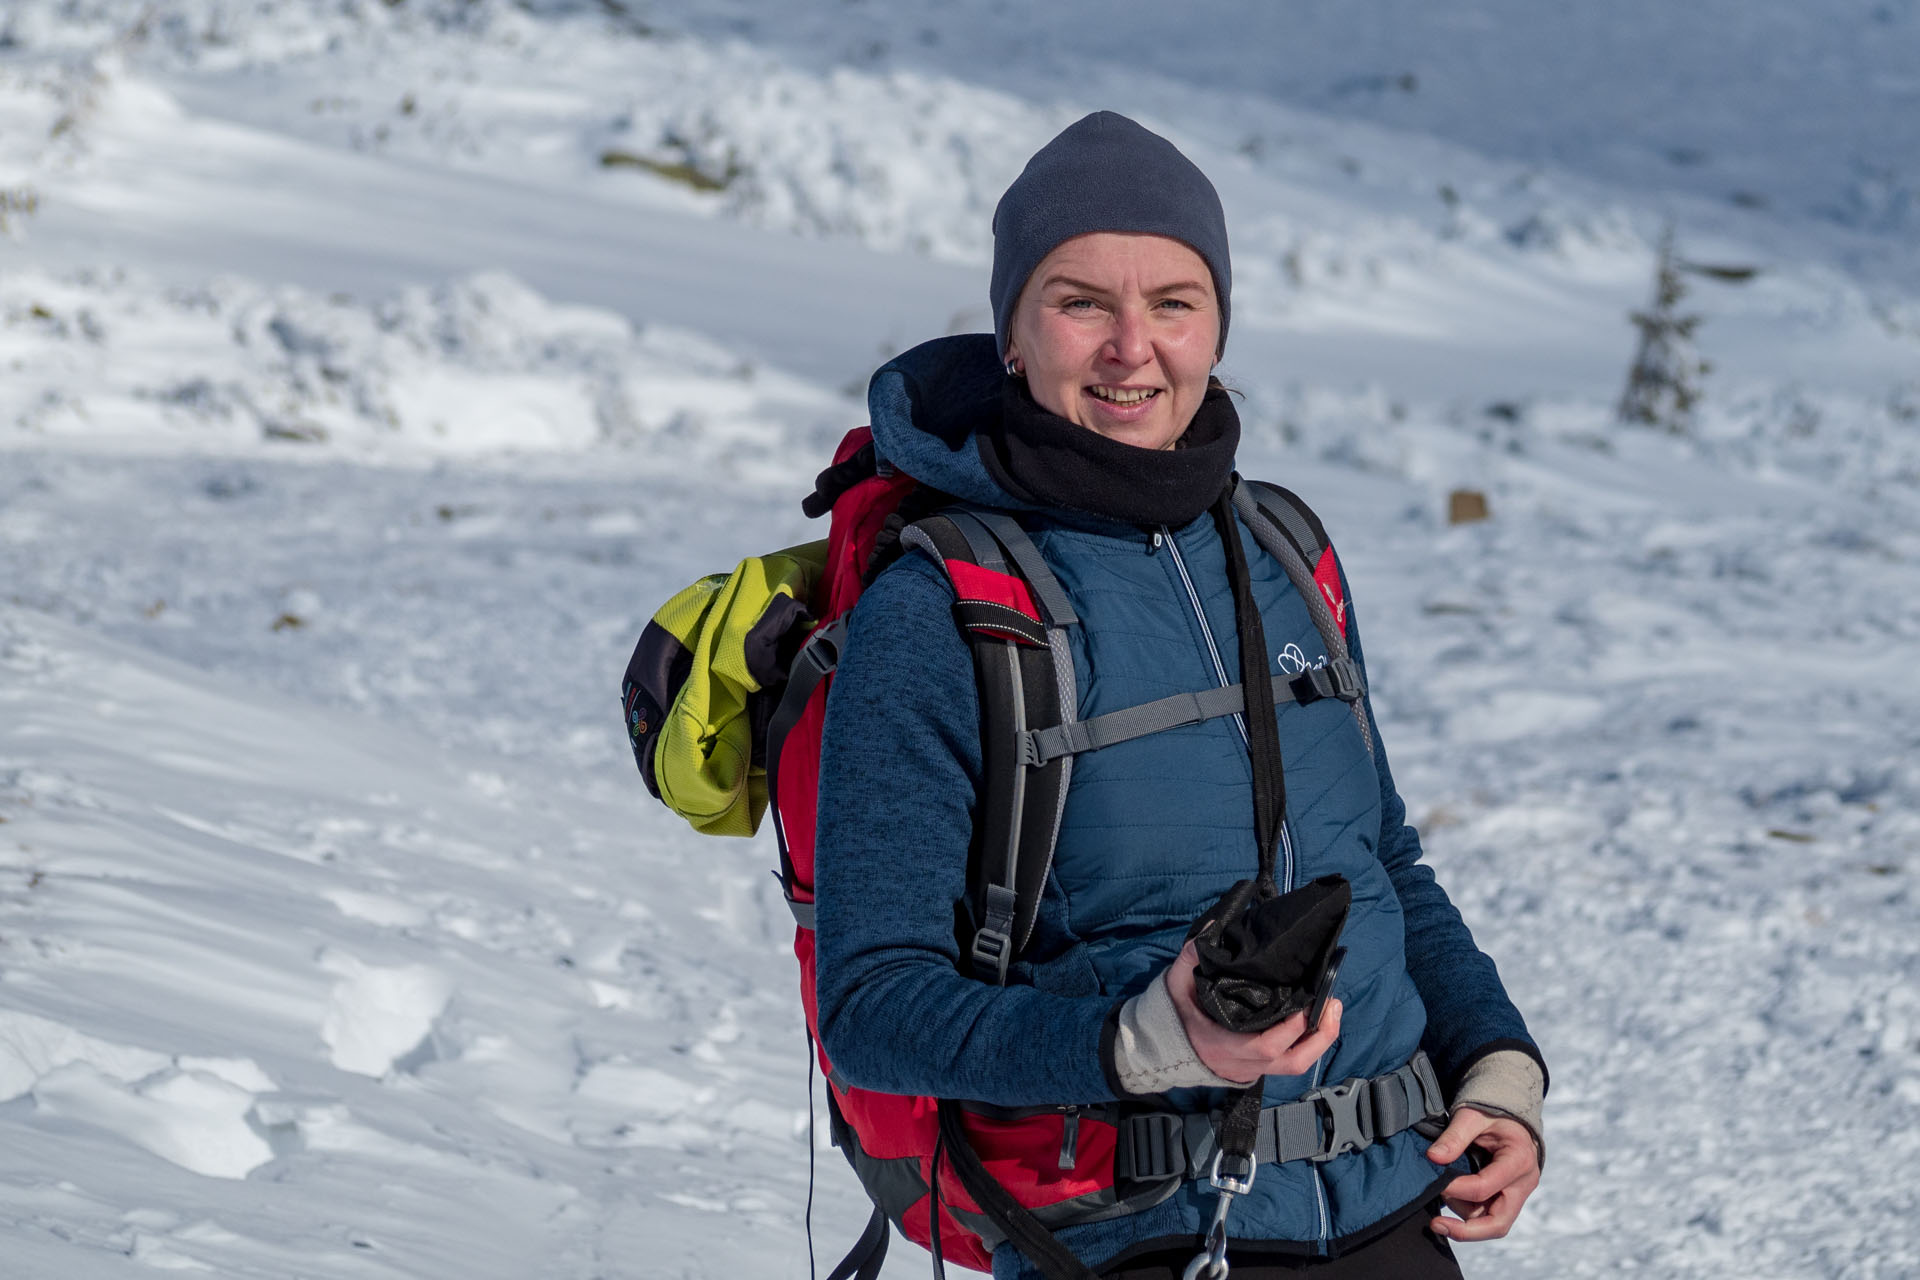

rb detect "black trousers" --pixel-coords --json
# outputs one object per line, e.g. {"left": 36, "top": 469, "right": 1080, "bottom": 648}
{"left": 1099, "top": 1206, "right": 1463, "bottom": 1280}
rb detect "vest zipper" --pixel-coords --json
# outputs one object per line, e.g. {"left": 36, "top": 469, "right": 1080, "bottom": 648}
{"left": 1160, "top": 525, "right": 1298, "bottom": 890}
{"left": 1307, "top": 1053, "right": 1334, "bottom": 1248}
{"left": 1160, "top": 526, "right": 1247, "bottom": 750}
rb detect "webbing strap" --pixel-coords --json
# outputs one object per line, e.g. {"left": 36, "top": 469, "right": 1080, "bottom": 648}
{"left": 962, "top": 510, "right": 1079, "bottom": 627}
{"left": 1114, "top": 1052, "right": 1448, "bottom": 1182}
{"left": 767, "top": 617, "right": 848, "bottom": 908}
{"left": 822, "top": 1203, "right": 889, "bottom": 1280}
{"left": 1023, "top": 659, "right": 1365, "bottom": 765}
{"left": 935, "top": 509, "right": 1011, "bottom": 575}
{"left": 936, "top": 1100, "right": 1102, "bottom": 1280}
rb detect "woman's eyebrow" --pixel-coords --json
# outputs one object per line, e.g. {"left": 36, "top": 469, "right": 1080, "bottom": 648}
{"left": 1039, "top": 275, "right": 1211, "bottom": 295}
{"left": 1038, "top": 274, "right": 1111, "bottom": 294}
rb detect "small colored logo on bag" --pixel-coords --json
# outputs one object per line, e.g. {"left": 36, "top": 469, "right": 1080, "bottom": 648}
{"left": 1312, "top": 548, "right": 1348, "bottom": 637}
{"left": 625, "top": 684, "right": 652, "bottom": 738}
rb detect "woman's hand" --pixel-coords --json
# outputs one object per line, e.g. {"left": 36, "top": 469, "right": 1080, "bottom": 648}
{"left": 1164, "top": 941, "right": 1343, "bottom": 1083}
{"left": 1425, "top": 1108, "right": 1541, "bottom": 1241}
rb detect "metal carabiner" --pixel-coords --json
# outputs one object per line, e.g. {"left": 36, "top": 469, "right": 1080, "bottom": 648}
{"left": 1181, "top": 1189, "right": 1235, "bottom": 1280}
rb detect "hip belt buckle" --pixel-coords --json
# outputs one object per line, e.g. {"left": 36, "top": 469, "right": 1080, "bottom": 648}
{"left": 1305, "top": 1076, "right": 1376, "bottom": 1163}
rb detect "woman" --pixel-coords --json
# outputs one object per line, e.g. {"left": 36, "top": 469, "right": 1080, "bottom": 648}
{"left": 813, "top": 112, "right": 1544, "bottom": 1280}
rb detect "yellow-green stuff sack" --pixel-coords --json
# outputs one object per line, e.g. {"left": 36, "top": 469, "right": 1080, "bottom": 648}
{"left": 621, "top": 541, "right": 827, "bottom": 836}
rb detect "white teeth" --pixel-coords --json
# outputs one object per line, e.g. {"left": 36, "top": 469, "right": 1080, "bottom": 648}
{"left": 1090, "top": 387, "right": 1157, "bottom": 405}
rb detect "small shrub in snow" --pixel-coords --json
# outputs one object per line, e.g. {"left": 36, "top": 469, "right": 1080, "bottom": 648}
{"left": 1617, "top": 227, "right": 1711, "bottom": 434}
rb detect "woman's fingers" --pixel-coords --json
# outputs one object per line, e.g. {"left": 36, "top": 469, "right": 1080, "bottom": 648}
{"left": 1207, "top": 999, "right": 1342, "bottom": 1079}
{"left": 1246, "top": 999, "right": 1341, "bottom": 1075}
{"left": 1437, "top": 1139, "right": 1535, "bottom": 1205}
{"left": 1434, "top": 1185, "right": 1529, "bottom": 1241}
{"left": 1423, "top": 1106, "right": 1490, "bottom": 1166}
{"left": 1427, "top": 1114, "right": 1541, "bottom": 1242}
{"left": 1165, "top": 945, "right": 1344, "bottom": 1079}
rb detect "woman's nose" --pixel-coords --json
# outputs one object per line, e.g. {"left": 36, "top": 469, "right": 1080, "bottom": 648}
{"left": 1102, "top": 305, "right": 1154, "bottom": 370}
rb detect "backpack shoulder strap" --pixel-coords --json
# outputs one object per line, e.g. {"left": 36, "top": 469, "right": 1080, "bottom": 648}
{"left": 1234, "top": 478, "right": 1372, "bottom": 757}
{"left": 1240, "top": 479, "right": 1332, "bottom": 567}
{"left": 899, "top": 509, "right": 1073, "bottom": 985}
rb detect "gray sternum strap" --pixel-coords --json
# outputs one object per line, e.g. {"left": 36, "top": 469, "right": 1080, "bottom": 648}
{"left": 1022, "top": 657, "right": 1365, "bottom": 766}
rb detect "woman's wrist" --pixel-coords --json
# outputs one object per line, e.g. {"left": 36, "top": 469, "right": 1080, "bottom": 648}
{"left": 1451, "top": 1048, "right": 1546, "bottom": 1167}
{"left": 1106, "top": 972, "right": 1245, "bottom": 1096}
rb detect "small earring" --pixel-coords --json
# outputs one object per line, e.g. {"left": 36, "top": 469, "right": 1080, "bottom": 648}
{"left": 1004, "top": 358, "right": 1023, "bottom": 378}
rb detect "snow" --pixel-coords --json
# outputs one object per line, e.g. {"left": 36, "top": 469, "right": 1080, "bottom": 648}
{"left": 2, "top": 1, "right": 1919, "bottom": 1277}
{"left": 0, "top": 266, "right": 840, "bottom": 459}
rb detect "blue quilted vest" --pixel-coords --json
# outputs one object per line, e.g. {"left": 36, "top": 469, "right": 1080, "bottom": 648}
{"left": 862, "top": 336, "right": 1456, "bottom": 1274}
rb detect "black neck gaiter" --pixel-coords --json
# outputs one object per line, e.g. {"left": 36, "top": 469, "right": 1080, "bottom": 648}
{"left": 977, "top": 379, "right": 1241, "bottom": 527}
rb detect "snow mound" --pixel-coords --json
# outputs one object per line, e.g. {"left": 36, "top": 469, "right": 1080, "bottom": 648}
{"left": 0, "top": 1010, "right": 172, "bottom": 1102}
{"left": 0, "top": 267, "right": 841, "bottom": 457}
{"left": 34, "top": 1063, "right": 275, "bottom": 1180}
{"left": 0, "top": 1013, "right": 280, "bottom": 1180}
{"left": 317, "top": 950, "right": 452, "bottom": 1077}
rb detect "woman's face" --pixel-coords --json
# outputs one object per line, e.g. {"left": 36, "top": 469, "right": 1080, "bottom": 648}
{"left": 1004, "top": 232, "right": 1220, "bottom": 452}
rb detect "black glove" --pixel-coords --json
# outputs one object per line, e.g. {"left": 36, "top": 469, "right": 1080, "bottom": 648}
{"left": 1186, "top": 874, "right": 1350, "bottom": 1034}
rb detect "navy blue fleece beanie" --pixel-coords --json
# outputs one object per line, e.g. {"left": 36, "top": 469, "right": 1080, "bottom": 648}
{"left": 990, "top": 111, "right": 1231, "bottom": 359}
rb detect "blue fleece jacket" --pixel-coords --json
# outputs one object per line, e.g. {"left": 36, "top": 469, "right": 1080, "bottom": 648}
{"left": 812, "top": 335, "right": 1541, "bottom": 1277}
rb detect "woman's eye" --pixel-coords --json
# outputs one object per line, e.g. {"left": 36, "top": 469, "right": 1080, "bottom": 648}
{"left": 1157, "top": 298, "right": 1193, "bottom": 313}
{"left": 1061, "top": 298, "right": 1097, "bottom": 314}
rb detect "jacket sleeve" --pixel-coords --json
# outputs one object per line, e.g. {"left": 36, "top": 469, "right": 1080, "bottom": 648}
{"left": 812, "top": 554, "right": 1122, "bottom": 1106}
{"left": 1342, "top": 573, "right": 1550, "bottom": 1095}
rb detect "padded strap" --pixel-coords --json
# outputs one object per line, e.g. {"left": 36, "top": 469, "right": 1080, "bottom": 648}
{"left": 957, "top": 510, "right": 1079, "bottom": 627}
{"left": 934, "top": 508, "right": 1011, "bottom": 574}
{"left": 901, "top": 512, "right": 1069, "bottom": 984}
{"left": 1244, "top": 480, "right": 1325, "bottom": 564}
{"left": 1232, "top": 479, "right": 1373, "bottom": 757}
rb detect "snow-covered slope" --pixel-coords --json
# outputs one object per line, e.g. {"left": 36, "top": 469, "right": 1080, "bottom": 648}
{"left": 0, "top": 592, "right": 818, "bottom": 1279}
{"left": 2, "top": 3, "right": 1918, "bottom": 1277}
{"left": 6, "top": 2, "right": 1918, "bottom": 399}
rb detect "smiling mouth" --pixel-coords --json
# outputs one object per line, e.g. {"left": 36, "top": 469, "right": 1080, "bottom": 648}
{"left": 1087, "top": 386, "right": 1160, "bottom": 405}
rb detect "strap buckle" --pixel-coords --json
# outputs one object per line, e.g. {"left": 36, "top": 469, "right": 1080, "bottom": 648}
{"left": 795, "top": 617, "right": 847, "bottom": 678}
{"left": 969, "top": 927, "right": 1012, "bottom": 984}
{"left": 1325, "top": 657, "right": 1363, "bottom": 702}
{"left": 1287, "top": 658, "right": 1364, "bottom": 706}
{"left": 1305, "top": 1076, "right": 1376, "bottom": 1163}
{"left": 1116, "top": 1112, "right": 1186, "bottom": 1183}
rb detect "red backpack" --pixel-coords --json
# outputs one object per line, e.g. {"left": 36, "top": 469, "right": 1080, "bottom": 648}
{"left": 761, "top": 427, "right": 1087, "bottom": 1276}
{"left": 624, "top": 427, "right": 1366, "bottom": 1278}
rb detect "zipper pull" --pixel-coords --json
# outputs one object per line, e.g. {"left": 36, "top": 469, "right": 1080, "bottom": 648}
{"left": 1058, "top": 1110, "right": 1081, "bottom": 1170}
{"left": 1148, "top": 530, "right": 1164, "bottom": 556}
